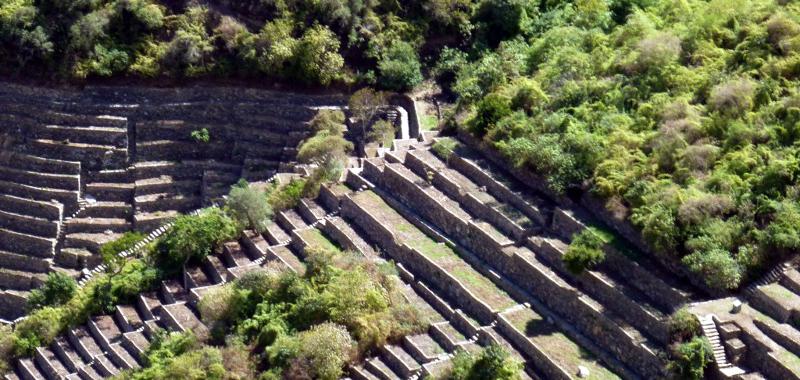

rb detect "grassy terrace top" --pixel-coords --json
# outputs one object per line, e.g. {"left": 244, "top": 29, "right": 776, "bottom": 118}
{"left": 353, "top": 190, "right": 516, "bottom": 311}
{"left": 502, "top": 307, "right": 619, "bottom": 380}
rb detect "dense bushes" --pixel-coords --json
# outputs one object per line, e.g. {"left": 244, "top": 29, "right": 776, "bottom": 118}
{"left": 443, "top": 344, "right": 522, "bottom": 380}
{"left": 26, "top": 272, "right": 77, "bottom": 311}
{"left": 118, "top": 330, "right": 255, "bottom": 380}
{"left": 453, "top": 0, "right": 800, "bottom": 290}
{"left": 0, "top": 0, "right": 468, "bottom": 85}
{"left": 197, "top": 247, "right": 425, "bottom": 378}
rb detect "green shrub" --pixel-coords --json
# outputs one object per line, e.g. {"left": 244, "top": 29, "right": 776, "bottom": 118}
{"left": 377, "top": 41, "right": 423, "bottom": 91}
{"left": 445, "top": 344, "right": 522, "bottom": 380}
{"left": 100, "top": 231, "right": 145, "bottom": 259}
{"left": 469, "top": 93, "right": 511, "bottom": 137}
{"left": 155, "top": 208, "right": 237, "bottom": 271}
{"left": 668, "top": 336, "right": 712, "bottom": 380}
{"left": 563, "top": 228, "right": 607, "bottom": 274}
{"left": 270, "top": 323, "right": 354, "bottom": 380}
{"left": 267, "top": 179, "right": 307, "bottom": 212}
{"left": 226, "top": 180, "right": 273, "bottom": 233}
{"left": 681, "top": 249, "right": 742, "bottom": 290}
{"left": 432, "top": 138, "right": 460, "bottom": 161}
{"left": 668, "top": 308, "right": 701, "bottom": 342}
{"left": 26, "top": 272, "right": 77, "bottom": 311}
{"left": 190, "top": 128, "right": 210, "bottom": 143}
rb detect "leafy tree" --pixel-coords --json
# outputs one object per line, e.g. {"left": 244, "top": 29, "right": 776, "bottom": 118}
{"left": 378, "top": 41, "right": 423, "bottom": 91}
{"left": 349, "top": 87, "right": 386, "bottom": 138}
{"left": 668, "top": 308, "right": 701, "bottom": 342}
{"left": 190, "top": 128, "right": 210, "bottom": 143}
{"left": 367, "top": 119, "right": 396, "bottom": 147}
{"left": 474, "top": 0, "right": 526, "bottom": 46}
{"left": 298, "top": 110, "right": 354, "bottom": 181}
{"left": 26, "top": 272, "right": 77, "bottom": 311}
{"left": 226, "top": 179, "right": 273, "bottom": 233}
{"left": 292, "top": 25, "right": 344, "bottom": 85}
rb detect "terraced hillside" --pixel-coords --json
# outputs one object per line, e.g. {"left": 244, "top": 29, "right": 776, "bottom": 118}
{"left": 2, "top": 127, "right": 731, "bottom": 379}
{"left": 5, "top": 85, "right": 800, "bottom": 379}
{"left": 0, "top": 83, "right": 345, "bottom": 320}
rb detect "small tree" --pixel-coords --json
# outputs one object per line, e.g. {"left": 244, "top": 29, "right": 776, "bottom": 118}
{"left": 446, "top": 344, "right": 522, "bottom": 380}
{"left": 470, "top": 93, "right": 511, "bottom": 136}
{"left": 348, "top": 88, "right": 386, "bottom": 139}
{"left": 272, "top": 323, "right": 355, "bottom": 380}
{"left": 226, "top": 179, "right": 273, "bottom": 233}
{"left": 26, "top": 272, "right": 77, "bottom": 311}
{"left": 367, "top": 119, "right": 396, "bottom": 147}
{"left": 298, "top": 110, "right": 353, "bottom": 181}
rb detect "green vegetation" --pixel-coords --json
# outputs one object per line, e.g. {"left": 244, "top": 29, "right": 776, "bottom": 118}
{"left": 154, "top": 208, "right": 238, "bottom": 271}
{"left": 432, "top": 137, "right": 461, "bottom": 161}
{"left": 665, "top": 308, "right": 709, "bottom": 379}
{"left": 26, "top": 272, "right": 77, "bottom": 311}
{"left": 190, "top": 128, "right": 210, "bottom": 143}
{"left": 0, "top": 0, "right": 476, "bottom": 86}
{"left": 563, "top": 227, "right": 608, "bottom": 274}
{"left": 668, "top": 308, "right": 701, "bottom": 343}
{"left": 118, "top": 330, "right": 254, "bottom": 380}
{"left": 668, "top": 336, "right": 713, "bottom": 380}
{"left": 441, "top": 344, "right": 523, "bottom": 380}
{"left": 297, "top": 109, "right": 354, "bottom": 187}
{"left": 193, "top": 247, "right": 425, "bottom": 378}
{"left": 226, "top": 179, "right": 273, "bottom": 233}
{"left": 450, "top": 0, "right": 800, "bottom": 290}
{"left": 266, "top": 178, "right": 308, "bottom": 212}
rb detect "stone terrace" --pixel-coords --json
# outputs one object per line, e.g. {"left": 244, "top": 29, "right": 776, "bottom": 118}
{"left": 0, "top": 83, "right": 344, "bottom": 320}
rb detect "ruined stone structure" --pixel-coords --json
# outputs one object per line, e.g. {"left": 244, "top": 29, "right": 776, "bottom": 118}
{"left": 0, "top": 83, "right": 345, "bottom": 320}
{"left": 4, "top": 83, "right": 800, "bottom": 380}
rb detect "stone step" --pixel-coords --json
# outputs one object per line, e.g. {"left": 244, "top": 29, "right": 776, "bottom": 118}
{"left": 0, "top": 209, "right": 59, "bottom": 238}
{"left": 65, "top": 217, "right": 131, "bottom": 234}
{"left": 85, "top": 183, "right": 134, "bottom": 203}
{"left": 134, "top": 193, "right": 199, "bottom": 213}
{"left": 64, "top": 232, "right": 122, "bottom": 255}
{"left": 34, "top": 346, "right": 70, "bottom": 380}
{"left": 0, "top": 166, "right": 79, "bottom": 191}
{"left": 51, "top": 336, "right": 85, "bottom": 373}
{"left": 134, "top": 177, "right": 201, "bottom": 196}
{"left": 16, "top": 358, "right": 46, "bottom": 380}
{"left": 0, "top": 180, "right": 79, "bottom": 208}
{"left": 34, "top": 124, "right": 126, "bottom": 146}
{"left": 68, "top": 326, "right": 104, "bottom": 363}
{"left": 0, "top": 250, "right": 52, "bottom": 273}
{"left": 0, "top": 194, "right": 63, "bottom": 221}
{"left": 0, "top": 228, "right": 55, "bottom": 258}
{"left": 55, "top": 248, "right": 96, "bottom": 270}
{"left": 82, "top": 202, "right": 132, "bottom": 219}
{"left": 0, "top": 268, "right": 47, "bottom": 291}
{"left": 0, "top": 150, "right": 81, "bottom": 175}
